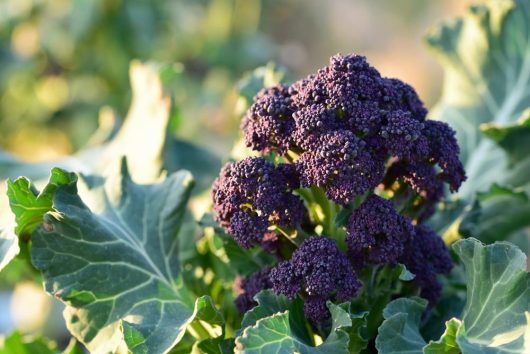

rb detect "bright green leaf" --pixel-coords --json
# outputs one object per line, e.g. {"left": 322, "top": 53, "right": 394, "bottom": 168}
{"left": 0, "top": 331, "right": 58, "bottom": 354}
{"left": 423, "top": 318, "right": 461, "bottom": 354}
{"left": 7, "top": 168, "right": 76, "bottom": 238}
{"left": 0, "top": 229, "right": 17, "bottom": 272}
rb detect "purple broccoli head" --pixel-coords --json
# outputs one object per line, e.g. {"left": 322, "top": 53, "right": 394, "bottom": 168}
{"left": 239, "top": 53, "right": 465, "bottom": 205}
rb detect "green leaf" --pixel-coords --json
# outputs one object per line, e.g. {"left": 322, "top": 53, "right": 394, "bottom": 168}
{"left": 240, "top": 290, "right": 291, "bottom": 330}
{"left": 236, "top": 63, "right": 285, "bottom": 110}
{"left": 453, "top": 238, "right": 530, "bottom": 353}
{"left": 0, "top": 229, "right": 17, "bottom": 272}
{"left": 200, "top": 214, "right": 275, "bottom": 276}
{"left": 24, "top": 159, "right": 207, "bottom": 354}
{"left": 459, "top": 183, "right": 530, "bottom": 243}
{"left": 426, "top": 0, "right": 530, "bottom": 243}
{"left": 0, "top": 331, "right": 58, "bottom": 354}
{"left": 196, "top": 337, "right": 235, "bottom": 354}
{"left": 481, "top": 108, "right": 530, "bottom": 166}
{"left": 0, "top": 61, "right": 220, "bottom": 275}
{"left": 423, "top": 318, "right": 462, "bottom": 354}
{"left": 236, "top": 301, "right": 364, "bottom": 354}
{"left": 0, "top": 168, "right": 75, "bottom": 272}
{"left": 335, "top": 303, "right": 368, "bottom": 354}
{"left": 398, "top": 264, "right": 416, "bottom": 281}
{"left": 236, "top": 311, "right": 295, "bottom": 354}
{"left": 376, "top": 238, "right": 530, "bottom": 354}
{"left": 7, "top": 169, "right": 76, "bottom": 239}
{"left": 164, "top": 138, "right": 221, "bottom": 196}
{"left": 426, "top": 0, "right": 530, "bottom": 195}
{"left": 375, "top": 297, "right": 428, "bottom": 354}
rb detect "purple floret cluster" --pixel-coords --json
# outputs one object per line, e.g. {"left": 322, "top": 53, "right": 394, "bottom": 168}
{"left": 212, "top": 157, "right": 306, "bottom": 248}
{"left": 400, "top": 225, "right": 453, "bottom": 303}
{"left": 234, "top": 268, "right": 272, "bottom": 313}
{"left": 346, "top": 195, "right": 414, "bottom": 269}
{"left": 212, "top": 53, "right": 465, "bottom": 323}
{"left": 270, "top": 237, "right": 362, "bottom": 323}
{"left": 241, "top": 53, "right": 465, "bottom": 206}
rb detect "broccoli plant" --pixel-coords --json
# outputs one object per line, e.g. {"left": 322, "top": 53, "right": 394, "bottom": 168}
{"left": 211, "top": 52, "right": 466, "bottom": 348}
{"left": 0, "top": 1, "right": 530, "bottom": 353}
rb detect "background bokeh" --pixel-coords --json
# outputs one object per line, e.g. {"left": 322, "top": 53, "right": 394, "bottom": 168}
{"left": 0, "top": 0, "right": 475, "bottom": 343}
{"left": 0, "top": 0, "right": 474, "bottom": 161}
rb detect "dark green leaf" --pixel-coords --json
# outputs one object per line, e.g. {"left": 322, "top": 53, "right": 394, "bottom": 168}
{"left": 481, "top": 109, "right": 530, "bottom": 166}
{"left": 459, "top": 184, "right": 530, "bottom": 243}
{"left": 376, "top": 238, "right": 530, "bottom": 354}
{"left": 375, "top": 297, "right": 427, "bottom": 354}
{"left": 236, "top": 300, "right": 363, "bottom": 354}
{"left": 240, "top": 290, "right": 291, "bottom": 330}
{"left": 24, "top": 159, "right": 211, "bottom": 354}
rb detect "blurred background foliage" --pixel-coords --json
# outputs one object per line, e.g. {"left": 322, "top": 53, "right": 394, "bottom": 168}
{"left": 0, "top": 0, "right": 478, "bottom": 346}
{"left": 0, "top": 0, "right": 474, "bottom": 162}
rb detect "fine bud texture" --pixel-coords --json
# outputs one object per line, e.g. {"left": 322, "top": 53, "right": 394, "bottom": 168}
{"left": 213, "top": 53, "right": 467, "bottom": 326}
{"left": 212, "top": 157, "right": 306, "bottom": 248}
{"left": 270, "top": 236, "right": 361, "bottom": 322}
{"left": 241, "top": 53, "right": 465, "bottom": 204}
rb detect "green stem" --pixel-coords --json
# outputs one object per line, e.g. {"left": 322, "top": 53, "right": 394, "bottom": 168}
{"left": 310, "top": 186, "right": 335, "bottom": 236}
{"left": 187, "top": 320, "right": 212, "bottom": 340}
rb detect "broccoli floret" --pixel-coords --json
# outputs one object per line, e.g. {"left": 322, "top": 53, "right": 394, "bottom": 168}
{"left": 381, "top": 78, "right": 428, "bottom": 121}
{"left": 383, "top": 160, "right": 445, "bottom": 221}
{"left": 270, "top": 236, "right": 361, "bottom": 323}
{"left": 400, "top": 224, "right": 453, "bottom": 303}
{"left": 241, "top": 84, "right": 295, "bottom": 155}
{"left": 423, "top": 120, "right": 466, "bottom": 192}
{"left": 235, "top": 268, "right": 272, "bottom": 313}
{"left": 212, "top": 157, "right": 306, "bottom": 248}
{"left": 346, "top": 195, "right": 414, "bottom": 269}
{"left": 296, "top": 129, "right": 384, "bottom": 204}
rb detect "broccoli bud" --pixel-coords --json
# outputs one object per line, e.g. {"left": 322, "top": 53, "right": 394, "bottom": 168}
{"left": 346, "top": 195, "right": 414, "bottom": 269}
{"left": 234, "top": 268, "right": 273, "bottom": 313}
{"left": 400, "top": 224, "right": 453, "bottom": 303}
{"left": 212, "top": 157, "right": 306, "bottom": 248}
{"left": 270, "top": 236, "right": 361, "bottom": 322}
